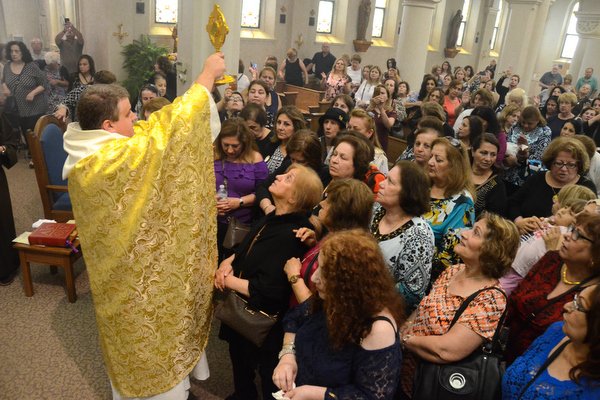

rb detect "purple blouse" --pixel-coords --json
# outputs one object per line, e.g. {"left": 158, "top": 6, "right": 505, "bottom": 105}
{"left": 214, "top": 160, "right": 268, "bottom": 224}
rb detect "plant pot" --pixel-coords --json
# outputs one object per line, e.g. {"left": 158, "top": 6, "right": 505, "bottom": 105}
{"left": 444, "top": 48, "right": 460, "bottom": 59}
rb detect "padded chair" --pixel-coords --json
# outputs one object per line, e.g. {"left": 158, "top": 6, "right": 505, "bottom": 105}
{"left": 26, "top": 115, "right": 73, "bottom": 223}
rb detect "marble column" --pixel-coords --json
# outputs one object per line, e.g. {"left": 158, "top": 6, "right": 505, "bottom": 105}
{"left": 571, "top": 0, "right": 600, "bottom": 83}
{"left": 395, "top": 0, "right": 441, "bottom": 89}
{"left": 498, "top": 0, "right": 543, "bottom": 83}
{"left": 177, "top": 0, "right": 241, "bottom": 95}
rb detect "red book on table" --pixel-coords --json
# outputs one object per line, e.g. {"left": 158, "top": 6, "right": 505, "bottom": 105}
{"left": 28, "top": 223, "right": 78, "bottom": 247}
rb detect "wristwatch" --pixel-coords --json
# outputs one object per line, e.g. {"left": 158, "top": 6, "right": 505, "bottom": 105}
{"left": 289, "top": 275, "right": 301, "bottom": 285}
{"left": 0, "top": 146, "right": 6, "bottom": 155}
{"left": 239, "top": 198, "right": 244, "bottom": 207}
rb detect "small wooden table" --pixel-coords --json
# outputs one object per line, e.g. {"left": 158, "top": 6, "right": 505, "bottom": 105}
{"left": 13, "top": 239, "right": 83, "bottom": 303}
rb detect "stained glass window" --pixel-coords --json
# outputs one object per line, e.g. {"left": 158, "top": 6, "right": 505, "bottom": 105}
{"left": 561, "top": 2, "right": 579, "bottom": 59}
{"left": 372, "top": 0, "right": 387, "bottom": 38}
{"left": 456, "top": 0, "right": 471, "bottom": 47}
{"left": 155, "top": 0, "right": 177, "bottom": 24}
{"left": 241, "top": 0, "right": 261, "bottom": 29}
{"left": 317, "top": 1, "right": 334, "bottom": 34}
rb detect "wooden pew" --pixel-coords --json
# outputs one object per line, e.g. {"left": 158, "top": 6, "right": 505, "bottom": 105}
{"left": 386, "top": 137, "right": 408, "bottom": 169}
{"left": 275, "top": 82, "right": 326, "bottom": 114}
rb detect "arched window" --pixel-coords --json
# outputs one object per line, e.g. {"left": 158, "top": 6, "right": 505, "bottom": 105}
{"left": 241, "top": 0, "right": 262, "bottom": 28}
{"left": 561, "top": 2, "right": 579, "bottom": 59}
{"left": 155, "top": 0, "right": 177, "bottom": 23}
{"left": 456, "top": 0, "right": 471, "bottom": 47}
{"left": 317, "top": 0, "right": 335, "bottom": 34}
{"left": 372, "top": 0, "right": 387, "bottom": 38}
{"left": 491, "top": 0, "right": 503, "bottom": 50}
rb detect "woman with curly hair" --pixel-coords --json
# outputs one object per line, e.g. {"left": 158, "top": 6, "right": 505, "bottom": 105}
{"left": 399, "top": 212, "right": 520, "bottom": 398}
{"left": 503, "top": 283, "right": 600, "bottom": 398}
{"left": 153, "top": 55, "right": 176, "bottom": 101}
{"left": 272, "top": 230, "right": 405, "bottom": 400}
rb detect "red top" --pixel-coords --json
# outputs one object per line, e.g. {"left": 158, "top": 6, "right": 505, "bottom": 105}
{"left": 506, "top": 251, "right": 582, "bottom": 364}
{"left": 289, "top": 239, "right": 324, "bottom": 308}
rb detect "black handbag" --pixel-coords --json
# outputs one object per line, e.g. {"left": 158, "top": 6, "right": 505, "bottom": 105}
{"left": 214, "top": 290, "right": 278, "bottom": 348}
{"left": 412, "top": 287, "right": 507, "bottom": 400}
{"left": 3, "top": 96, "right": 18, "bottom": 116}
{"left": 223, "top": 216, "right": 251, "bottom": 250}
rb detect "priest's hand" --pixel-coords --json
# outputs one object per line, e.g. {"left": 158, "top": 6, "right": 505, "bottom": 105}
{"left": 196, "top": 52, "right": 227, "bottom": 92}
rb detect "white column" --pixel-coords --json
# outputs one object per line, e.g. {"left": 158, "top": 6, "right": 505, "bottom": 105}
{"left": 477, "top": 2, "right": 500, "bottom": 73}
{"left": 177, "top": 0, "right": 241, "bottom": 95}
{"left": 498, "top": 0, "right": 543, "bottom": 82}
{"left": 521, "top": 0, "right": 552, "bottom": 93}
{"left": 572, "top": 0, "right": 600, "bottom": 82}
{"left": 395, "top": 0, "right": 441, "bottom": 89}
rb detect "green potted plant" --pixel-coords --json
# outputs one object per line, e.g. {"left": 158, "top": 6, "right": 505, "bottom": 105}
{"left": 121, "top": 35, "right": 170, "bottom": 102}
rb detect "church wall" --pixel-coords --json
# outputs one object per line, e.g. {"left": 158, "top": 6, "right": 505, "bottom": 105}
{"left": 535, "top": 0, "right": 573, "bottom": 80}
{"left": 2, "top": 0, "right": 42, "bottom": 44}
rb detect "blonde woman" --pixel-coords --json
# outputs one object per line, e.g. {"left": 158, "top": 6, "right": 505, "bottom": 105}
{"left": 278, "top": 48, "right": 308, "bottom": 87}
{"left": 321, "top": 58, "right": 351, "bottom": 101}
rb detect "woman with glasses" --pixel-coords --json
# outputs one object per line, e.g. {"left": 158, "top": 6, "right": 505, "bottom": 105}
{"left": 503, "top": 283, "right": 600, "bottom": 399}
{"left": 508, "top": 137, "right": 596, "bottom": 235}
{"left": 422, "top": 137, "right": 476, "bottom": 284}
{"left": 505, "top": 212, "right": 600, "bottom": 365}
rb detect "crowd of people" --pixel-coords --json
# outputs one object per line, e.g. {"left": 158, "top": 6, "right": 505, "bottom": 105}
{"left": 212, "top": 47, "right": 600, "bottom": 400}
{"left": 1, "top": 32, "right": 600, "bottom": 400}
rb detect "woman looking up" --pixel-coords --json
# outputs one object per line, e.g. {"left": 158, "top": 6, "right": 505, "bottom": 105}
{"left": 273, "top": 230, "right": 404, "bottom": 400}
{"left": 215, "top": 164, "right": 323, "bottom": 400}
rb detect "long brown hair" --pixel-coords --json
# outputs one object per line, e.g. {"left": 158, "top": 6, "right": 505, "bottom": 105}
{"left": 311, "top": 230, "right": 405, "bottom": 349}
{"left": 214, "top": 118, "right": 258, "bottom": 163}
{"left": 430, "top": 137, "right": 476, "bottom": 200}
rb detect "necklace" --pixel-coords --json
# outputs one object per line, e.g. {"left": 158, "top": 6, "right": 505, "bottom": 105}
{"left": 447, "top": 267, "right": 486, "bottom": 287}
{"left": 562, "top": 266, "right": 581, "bottom": 285}
{"left": 379, "top": 214, "right": 409, "bottom": 235}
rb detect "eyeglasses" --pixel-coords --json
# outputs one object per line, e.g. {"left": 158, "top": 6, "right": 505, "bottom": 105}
{"left": 228, "top": 97, "right": 243, "bottom": 103}
{"left": 445, "top": 136, "right": 462, "bottom": 151}
{"left": 567, "top": 225, "right": 593, "bottom": 243}
{"left": 553, "top": 161, "right": 578, "bottom": 170}
{"left": 571, "top": 293, "right": 588, "bottom": 313}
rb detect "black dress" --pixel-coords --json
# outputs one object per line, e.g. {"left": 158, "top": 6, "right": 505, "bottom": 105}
{"left": 0, "top": 115, "right": 20, "bottom": 281}
{"left": 284, "top": 58, "right": 304, "bottom": 87}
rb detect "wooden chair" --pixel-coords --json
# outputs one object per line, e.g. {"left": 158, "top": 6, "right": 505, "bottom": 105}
{"left": 26, "top": 115, "right": 73, "bottom": 223}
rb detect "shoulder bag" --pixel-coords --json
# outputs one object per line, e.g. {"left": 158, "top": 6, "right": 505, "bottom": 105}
{"left": 220, "top": 160, "right": 252, "bottom": 250}
{"left": 3, "top": 72, "right": 21, "bottom": 117}
{"left": 214, "top": 225, "right": 278, "bottom": 348}
{"left": 412, "top": 286, "right": 507, "bottom": 400}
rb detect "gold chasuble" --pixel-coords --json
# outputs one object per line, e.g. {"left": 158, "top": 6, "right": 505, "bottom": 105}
{"left": 66, "top": 84, "right": 217, "bottom": 397}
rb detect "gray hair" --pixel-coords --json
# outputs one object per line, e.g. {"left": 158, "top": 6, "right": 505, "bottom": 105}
{"left": 31, "top": 38, "right": 42, "bottom": 45}
{"left": 44, "top": 51, "right": 60, "bottom": 65}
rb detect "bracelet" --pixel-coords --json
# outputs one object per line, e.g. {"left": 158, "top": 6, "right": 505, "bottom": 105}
{"left": 283, "top": 341, "right": 295, "bottom": 347}
{"left": 278, "top": 347, "right": 295, "bottom": 359}
{"left": 402, "top": 335, "right": 412, "bottom": 351}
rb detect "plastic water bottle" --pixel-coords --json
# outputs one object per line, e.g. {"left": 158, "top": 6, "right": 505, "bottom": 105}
{"left": 217, "top": 185, "right": 228, "bottom": 201}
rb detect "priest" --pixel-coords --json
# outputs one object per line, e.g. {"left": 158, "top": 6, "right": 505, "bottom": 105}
{"left": 63, "top": 53, "right": 226, "bottom": 399}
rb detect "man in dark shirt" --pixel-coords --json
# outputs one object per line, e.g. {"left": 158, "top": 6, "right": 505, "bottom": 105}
{"left": 307, "top": 42, "right": 336, "bottom": 83}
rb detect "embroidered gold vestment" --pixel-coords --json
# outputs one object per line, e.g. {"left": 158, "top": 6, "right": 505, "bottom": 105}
{"left": 66, "top": 84, "right": 217, "bottom": 397}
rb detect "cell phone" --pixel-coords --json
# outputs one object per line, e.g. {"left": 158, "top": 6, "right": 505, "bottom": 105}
{"left": 65, "top": 18, "right": 70, "bottom": 22}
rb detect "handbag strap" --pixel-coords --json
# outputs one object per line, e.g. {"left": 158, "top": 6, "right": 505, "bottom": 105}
{"left": 304, "top": 251, "right": 319, "bottom": 286}
{"left": 448, "top": 286, "right": 508, "bottom": 352}
{"left": 517, "top": 339, "right": 571, "bottom": 399}
{"left": 511, "top": 268, "right": 597, "bottom": 341}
